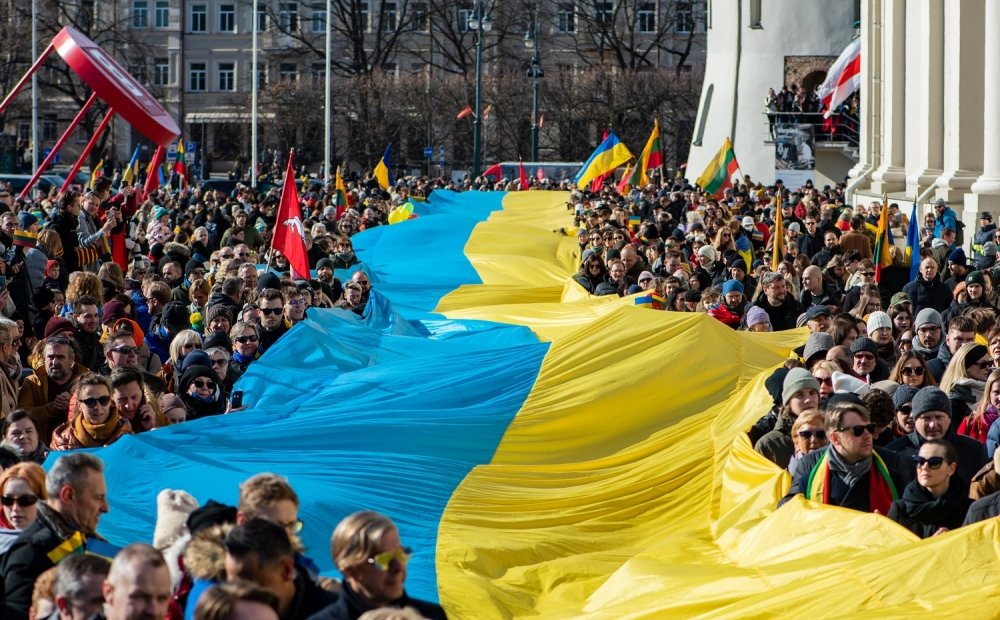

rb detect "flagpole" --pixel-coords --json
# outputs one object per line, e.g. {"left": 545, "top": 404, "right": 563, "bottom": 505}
{"left": 251, "top": 0, "right": 259, "bottom": 190}
{"left": 323, "top": 0, "right": 331, "bottom": 185}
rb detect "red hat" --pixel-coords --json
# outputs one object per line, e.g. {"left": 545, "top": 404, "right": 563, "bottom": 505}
{"left": 44, "top": 260, "right": 59, "bottom": 277}
{"left": 43, "top": 317, "right": 75, "bottom": 339}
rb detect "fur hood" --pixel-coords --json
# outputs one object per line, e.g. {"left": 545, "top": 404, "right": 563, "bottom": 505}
{"left": 183, "top": 523, "right": 232, "bottom": 581}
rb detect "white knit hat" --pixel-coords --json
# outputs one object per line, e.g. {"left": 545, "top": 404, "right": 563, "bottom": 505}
{"left": 153, "top": 489, "right": 199, "bottom": 550}
{"left": 698, "top": 245, "right": 717, "bottom": 261}
{"left": 866, "top": 311, "right": 892, "bottom": 333}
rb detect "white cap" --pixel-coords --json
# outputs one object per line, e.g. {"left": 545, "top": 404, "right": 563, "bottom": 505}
{"left": 698, "top": 245, "right": 717, "bottom": 261}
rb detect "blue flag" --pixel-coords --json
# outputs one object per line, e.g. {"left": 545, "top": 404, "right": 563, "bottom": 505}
{"left": 906, "top": 202, "right": 920, "bottom": 280}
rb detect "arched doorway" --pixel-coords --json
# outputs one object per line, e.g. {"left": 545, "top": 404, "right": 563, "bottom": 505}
{"left": 802, "top": 70, "right": 828, "bottom": 95}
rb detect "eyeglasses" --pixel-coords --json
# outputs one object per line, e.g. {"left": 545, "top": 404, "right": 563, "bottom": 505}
{"left": 900, "top": 366, "right": 925, "bottom": 377}
{"left": 853, "top": 353, "right": 875, "bottom": 361}
{"left": 366, "top": 547, "right": 413, "bottom": 572}
{"left": 235, "top": 335, "right": 259, "bottom": 344}
{"left": 211, "top": 358, "right": 229, "bottom": 367}
{"left": 80, "top": 395, "right": 111, "bottom": 408}
{"left": 279, "top": 519, "right": 304, "bottom": 533}
{"left": 913, "top": 455, "right": 946, "bottom": 469}
{"left": 797, "top": 430, "right": 827, "bottom": 440}
{"left": 259, "top": 307, "right": 282, "bottom": 316}
{"left": 356, "top": 280, "right": 370, "bottom": 286}
{"left": 837, "top": 423, "right": 877, "bottom": 437}
{"left": 0, "top": 494, "right": 38, "bottom": 507}
{"left": 289, "top": 299, "right": 306, "bottom": 306}
{"left": 639, "top": 278, "right": 652, "bottom": 284}
{"left": 917, "top": 325, "right": 941, "bottom": 333}
{"left": 111, "top": 345, "right": 139, "bottom": 355}
{"left": 862, "top": 271, "right": 876, "bottom": 277}
{"left": 193, "top": 379, "right": 215, "bottom": 389}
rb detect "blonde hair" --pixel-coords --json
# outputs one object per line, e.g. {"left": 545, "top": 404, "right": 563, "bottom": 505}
{"left": 237, "top": 473, "right": 298, "bottom": 517}
{"left": 331, "top": 511, "right": 396, "bottom": 572}
{"left": 168, "top": 329, "right": 203, "bottom": 363}
{"left": 940, "top": 342, "right": 989, "bottom": 395}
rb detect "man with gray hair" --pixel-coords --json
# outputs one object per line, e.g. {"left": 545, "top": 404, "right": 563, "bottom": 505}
{"left": 101, "top": 543, "right": 172, "bottom": 620}
{"left": 53, "top": 553, "right": 111, "bottom": 620}
{"left": 751, "top": 271, "right": 802, "bottom": 331}
{"left": 1, "top": 452, "right": 110, "bottom": 620}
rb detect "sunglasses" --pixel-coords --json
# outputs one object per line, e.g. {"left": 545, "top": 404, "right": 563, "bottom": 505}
{"left": 193, "top": 379, "right": 215, "bottom": 389}
{"left": 111, "top": 345, "right": 139, "bottom": 355}
{"left": 900, "top": 366, "right": 924, "bottom": 377}
{"left": 220, "top": 253, "right": 235, "bottom": 259}
{"left": 235, "top": 335, "right": 259, "bottom": 344}
{"left": 913, "top": 455, "right": 946, "bottom": 469}
{"left": 814, "top": 376, "right": 832, "bottom": 386}
{"left": 898, "top": 404, "right": 912, "bottom": 415}
{"left": 862, "top": 271, "right": 876, "bottom": 277}
{"left": 259, "top": 307, "right": 282, "bottom": 316}
{"left": 367, "top": 547, "right": 413, "bottom": 572}
{"left": 639, "top": 278, "right": 652, "bottom": 284}
{"left": 972, "top": 360, "right": 995, "bottom": 370}
{"left": 81, "top": 395, "right": 111, "bottom": 408}
{"left": 797, "top": 430, "right": 827, "bottom": 440}
{"left": 211, "top": 358, "right": 229, "bottom": 367}
{"left": 1, "top": 494, "right": 38, "bottom": 507}
{"left": 837, "top": 423, "right": 877, "bottom": 437}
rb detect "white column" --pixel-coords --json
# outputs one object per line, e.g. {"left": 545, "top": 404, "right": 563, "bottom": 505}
{"left": 904, "top": 0, "right": 944, "bottom": 197}
{"left": 871, "top": 0, "right": 906, "bottom": 194}
{"left": 848, "top": 0, "right": 879, "bottom": 185}
{"left": 965, "top": 0, "right": 1000, "bottom": 224}
{"left": 934, "top": 0, "right": 984, "bottom": 203}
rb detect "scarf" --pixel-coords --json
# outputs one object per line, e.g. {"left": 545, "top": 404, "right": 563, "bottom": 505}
{"left": 232, "top": 350, "right": 256, "bottom": 365}
{"left": 807, "top": 448, "right": 898, "bottom": 514}
{"left": 951, "top": 377, "right": 986, "bottom": 404}
{"left": 897, "top": 477, "right": 970, "bottom": 530}
{"left": 72, "top": 409, "right": 124, "bottom": 448}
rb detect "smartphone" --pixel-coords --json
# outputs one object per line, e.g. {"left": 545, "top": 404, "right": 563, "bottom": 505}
{"left": 229, "top": 390, "right": 244, "bottom": 409}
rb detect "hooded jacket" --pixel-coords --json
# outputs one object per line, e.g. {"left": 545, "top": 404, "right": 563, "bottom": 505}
{"left": 754, "top": 414, "right": 796, "bottom": 469}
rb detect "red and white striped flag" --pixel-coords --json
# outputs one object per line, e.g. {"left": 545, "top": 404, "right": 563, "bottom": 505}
{"left": 817, "top": 38, "right": 861, "bottom": 118}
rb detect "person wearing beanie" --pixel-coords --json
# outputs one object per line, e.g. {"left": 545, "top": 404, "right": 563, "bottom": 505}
{"left": 754, "top": 368, "right": 820, "bottom": 469}
{"left": 902, "top": 256, "right": 952, "bottom": 317}
{"left": 727, "top": 257, "right": 758, "bottom": 301}
{"left": 780, "top": 399, "right": 908, "bottom": 514}
{"left": 943, "top": 270, "right": 998, "bottom": 324}
{"left": 744, "top": 306, "right": 771, "bottom": 332}
{"left": 891, "top": 385, "right": 920, "bottom": 437}
{"left": 178, "top": 364, "right": 226, "bottom": 420}
{"left": 850, "top": 336, "right": 888, "bottom": 383}
{"left": 144, "top": 301, "right": 192, "bottom": 365}
{"left": 719, "top": 279, "right": 748, "bottom": 325}
{"left": 886, "top": 386, "right": 988, "bottom": 485}
{"left": 973, "top": 211, "right": 997, "bottom": 260}
{"left": 153, "top": 489, "right": 199, "bottom": 551}
{"left": 944, "top": 247, "right": 970, "bottom": 289}
{"left": 911, "top": 307, "right": 944, "bottom": 361}
{"left": 865, "top": 311, "right": 896, "bottom": 366}
{"left": 205, "top": 305, "right": 234, "bottom": 335}
{"left": 749, "top": 368, "right": 791, "bottom": 445}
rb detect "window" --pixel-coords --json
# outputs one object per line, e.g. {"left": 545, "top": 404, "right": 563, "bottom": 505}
{"left": 256, "top": 6, "right": 267, "bottom": 31}
{"left": 189, "top": 62, "right": 207, "bottom": 91}
{"left": 42, "top": 119, "right": 57, "bottom": 143}
{"left": 556, "top": 4, "right": 575, "bottom": 33}
{"left": 75, "top": 126, "right": 88, "bottom": 144}
{"left": 279, "top": 3, "right": 299, "bottom": 31}
{"left": 132, "top": 0, "right": 148, "bottom": 28}
{"left": 190, "top": 4, "right": 207, "bottom": 32}
{"left": 382, "top": 2, "right": 397, "bottom": 31}
{"left": 356, "top": 2, "right": 369, "bottom": 32}
{"left": 749, "top": 0, "right": 761, "bottom": 28}
{"left": 153, "top": 58, "right": 169, "bottom": 86}
{"left": 457, "top": 6, "right": 470, "bottom": 33}
{"left": 278, "top": 63, "right": 298, "bottom": 82}
{"left": 154, "top": 0, "right": 168, "bottom": 27}
{"left": 219, "top": 4, "right": 235, "bottom": 32}
{"left": 311, "top": 63, "right": 325, "bottom": 86}
{"left": 636, "top": 3, "right": 655, "bottom": 33}
{"left": 676, "top": 2, "right": 695, "bottom": 33}
{"left": 218, "top": 62, "right": 235, "bottom": 91}
{"left": 411, "top": 2, "right": 428, "bottom": 31}
{"left": 311, "top": 3, "right": 325, "bottom": 32}
{"left": 595, "top": 2, "right": 612, "bottom": 26}
{"left": 79, "top": 0, "right": 95, "bottom": 28}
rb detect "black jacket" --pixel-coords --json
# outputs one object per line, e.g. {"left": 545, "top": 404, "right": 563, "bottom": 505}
{"left": 753, "top": 295, "right": 803, "bottom": 332}
{"left": 74, "top": 325, "right": 104, "bottom": 372}
{"left": 307, "top": 581, "right": 446, "bottom": 620}
{"left": 887, "top": 477, "right": 973, "bottom": 538}
{"left": 287, "top": 566, "right": 340, "bottom": 620}
{"left": 1, "top": 503, "right": 99, "bottom": 620}
{"left": 885, "top": 429, "right": 988, "bottom": 485}
{"left": 964, "top": 489, "right": 1000, "bottom": 525}
{"left": 902, "top": 277, "right": 952, "bottom": 315}
{"left": 779, "top": 446, "right": 908, "bottom": 513}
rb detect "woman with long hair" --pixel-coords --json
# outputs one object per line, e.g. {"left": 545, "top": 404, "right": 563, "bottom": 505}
{"left": 850, "top": 285, "right": 882, "bottom": 319}
{"left": 939, "top": 343, "right": 992, "bottom": 425}
{"left": 959, "top": 369, "right": 1000, "bottom": 443}
{"left": 889, "top": 351, "right": 938, "bottom": 389}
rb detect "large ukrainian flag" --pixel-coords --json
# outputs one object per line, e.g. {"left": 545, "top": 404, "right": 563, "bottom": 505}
{"left": 87, "top": 191, "right": 1000, "bottom": 617}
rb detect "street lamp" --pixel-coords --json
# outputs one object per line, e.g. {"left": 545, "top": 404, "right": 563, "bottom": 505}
{"left": 468, "top": 1, "right": 491, "bottom": 179}
{"left": 524, "top": 13, "right": 543, "bottom": 163}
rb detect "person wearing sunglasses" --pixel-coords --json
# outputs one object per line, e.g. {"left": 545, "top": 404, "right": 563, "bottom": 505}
{"left": 256, "top": 288, "right": 289, "bottom": 357}
{"left": 573, "top": 249, "right": 609, "bottom": 295}
{"left": 322, "top": 511, "right": 446, "bottom": 620}
{"left": 787, "top": 410, "right": 829, "bottom": 477}
{"left": 178, "top": 362, "right": 226, "bottom": 421}
{"left": 886, "top": 386, "right": 988, "bottom": 486}
{"left": 887, "top": 439, "right": 972, "bottom": 538}
{"left": 230, "top": 321, "right": 261, "bottom": 372}
{"left": 51, "top": 373, "right": 131, "bottom": 451}
{"left": 939, "top": 343, "right": 992, "bottom": 425}
{"left": 888, "top": 351, "right": 936, "bottom": 389}
{"left": 0, "top": 462, "right": 46, "bottom": 555}
{"left": 890, "top": 386, "right": 918, "bottom": 438}
{"left": 780, "top": 401, "right": 907, "bottom": 514}
{"left": 222, "top": 518, "right": 338, "bottom": 620}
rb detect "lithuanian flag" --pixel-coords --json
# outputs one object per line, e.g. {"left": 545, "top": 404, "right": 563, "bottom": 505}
{"left": 637, "top": 119, "right": 663, "bottom": 186}
{"left": 696, "top": 137, "right": 741, "bottom": 198}
{"left": 88, "top": 159, "right": 104, "bottom": 190}
{"left": 333, "top": 166, "right": 348, "bottom": 218}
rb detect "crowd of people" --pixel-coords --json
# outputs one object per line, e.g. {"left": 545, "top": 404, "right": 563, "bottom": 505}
{"left": 0, "top": 157, "right": 997, "bottom": 617}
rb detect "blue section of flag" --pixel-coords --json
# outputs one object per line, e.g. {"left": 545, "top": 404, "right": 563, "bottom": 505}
{"left": 906, "top": 202, "right": 921, "bottom": 280}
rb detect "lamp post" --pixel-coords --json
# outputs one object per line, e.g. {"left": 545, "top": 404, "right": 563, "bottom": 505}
{"left": 468, "top": 1, "right": 491, "bottom": 179}
{"left": 524, "top": 12, "right": 543, "bottom": 163}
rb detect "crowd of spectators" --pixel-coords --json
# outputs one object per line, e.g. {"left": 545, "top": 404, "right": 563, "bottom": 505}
{"left": 0, "top": 156, "right": 997, "bottom": 617}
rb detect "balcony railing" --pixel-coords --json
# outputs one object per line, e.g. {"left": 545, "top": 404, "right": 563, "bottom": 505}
{"left": 763, "top": 111, "right": 860, "bottom": 149}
